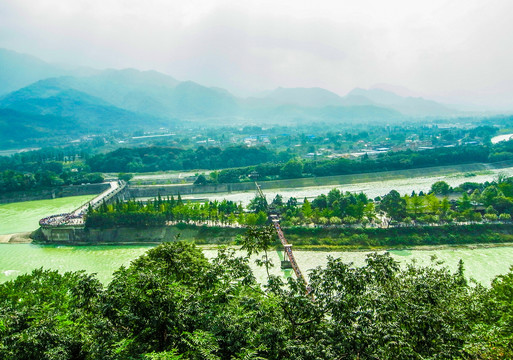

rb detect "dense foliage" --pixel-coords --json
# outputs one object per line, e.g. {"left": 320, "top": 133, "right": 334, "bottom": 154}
{"left": 0, "top": 147, "right": 103, "bottom": 194}
{"left": 213, "top": 142, "right": 513, "bottom": 183}
{"left": 275, "top": 175, "right": 513, "bottom": 228}
{"left": 85, "top": 196, "right": 268, "bottom": 229}
{"left": 87, "top": 145, "right": 290, "bottom": 173}
{"left": 85, "top": 143, "right": 500, "bottom": 180}
{"left": 283, "top": 223, "right": 513, "bottom": 249}
{"left": 86, "top": 176, "right": 513, "bottom": 234}
{"left": 0, "top": 240, "right": 512, "bottom": 359}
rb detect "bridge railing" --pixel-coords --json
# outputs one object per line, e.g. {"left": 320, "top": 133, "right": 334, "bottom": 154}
{"left": 271, "top": 216, "right": 308, "bottom": 286}
{"left": 39, "top": 180, "right": 126, "bottom": 227}
{"left": 83, "top": 180, "right": 126, "bottom": 212}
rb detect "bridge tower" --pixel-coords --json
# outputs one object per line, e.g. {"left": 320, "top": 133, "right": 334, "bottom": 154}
{"left": 281, "top": 244, "right": 293, "bottom": 269}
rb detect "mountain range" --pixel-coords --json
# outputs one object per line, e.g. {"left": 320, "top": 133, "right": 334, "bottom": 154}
{"left": 0, "top": 48, "right": 466, "bottom": 147}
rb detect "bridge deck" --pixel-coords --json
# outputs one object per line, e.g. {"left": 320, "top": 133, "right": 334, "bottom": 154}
{"left": 39, "top": 180, "right": 126, "bottom": 227}
{"left": 270, "top": 215, "right": 307, "bottom": 285}
{"left": 254, "top": 181, "right": 307, "bottom": 285}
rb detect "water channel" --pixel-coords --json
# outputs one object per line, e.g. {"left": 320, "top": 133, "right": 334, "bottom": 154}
{"left": 0, "top": 195, "right": 94, "bottom": 235}
{"left": 0, "top": 243, "right": 511, "bottom": 286}
{"left": 2, "top": 170, "right": 513, "bottom": 286}
{"left": 180, "top": 166, "right": 513, "bottom": 205}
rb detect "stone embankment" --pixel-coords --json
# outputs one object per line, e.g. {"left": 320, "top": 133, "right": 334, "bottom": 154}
{"left": 34, "top": 224, "right": 243, "bottom": 245}
{"left": 129, "top": 159, "right": 513, "bottom": 198}
{"left": 38, "top": 181, "right": 128, "bottom": 242}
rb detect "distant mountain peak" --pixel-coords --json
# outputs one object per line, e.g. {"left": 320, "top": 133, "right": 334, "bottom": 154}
{"left": 0, "top": 48, "right": 68, "bottom": 96}
{"left": 370, "top": 83, "right": 423, "bottom": 98}
{"left": 347, "top": 87, "right": 456, "bottom": 117}
{"left": 256, "top": 86, "right": 344, "bottom": 107}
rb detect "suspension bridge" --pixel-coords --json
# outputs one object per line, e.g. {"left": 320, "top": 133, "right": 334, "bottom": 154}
{"left": 255, "top": 182, "right": 308, "bottom": 287}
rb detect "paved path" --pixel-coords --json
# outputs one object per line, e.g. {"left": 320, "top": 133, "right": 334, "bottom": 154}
{"left": 39, "top": 181, "right": 125, "bottom": 227}
{"left": 72, "top": 181, "right": 120, "bottom": 217}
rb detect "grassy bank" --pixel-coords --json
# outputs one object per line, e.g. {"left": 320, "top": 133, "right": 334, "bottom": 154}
{"left": 283, "top": 223, "right": 513, "bottom": 250}
{"left": 258, "top": 161, "right": 511, "bottom": 190}
{"left": 173, "top": 222, "right": 246, "bottom": 244}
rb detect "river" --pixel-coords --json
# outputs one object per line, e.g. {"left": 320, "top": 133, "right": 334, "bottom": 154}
{"left": 180, "top": 166, "right": 513, "bottom": 205}
{"left": 0, "top": 243, "right": 512, "bottom": 286}
{"left": 0, "top": 195, "right": 94, "bottom": 235}
{"left": 2, "top": 172, "right": 513, "bottom": 287}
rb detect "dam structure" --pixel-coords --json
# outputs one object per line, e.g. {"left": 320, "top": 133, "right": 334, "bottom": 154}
{"left": 38, "top": 180, "right": 129, "bottom": 242}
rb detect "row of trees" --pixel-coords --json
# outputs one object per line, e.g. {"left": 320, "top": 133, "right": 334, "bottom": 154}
{"left": 85, "top": 176, "right": 513, "bottom": 230}
{"left": 1, "top": 240, "right": 512, "bottom": 359}
{"left": 85, "top": 196, "right": 269, "bottom": 228}
{"left": 87, "top": 145, "right": 291, "bottom": 173}
{"left": 0, "top": 147, "right": 88, "bottom": 172}
{"left": 0, "top": 147, "right": 103, "bottom": 194}
{"left": 253, "top": 177, "right": 513, "bottom": 227}
{"left": 211, "top": 141, "right": 513, "bottom": 183}
{"left": 0, "top": 169, "right": 103, "bottom": 194}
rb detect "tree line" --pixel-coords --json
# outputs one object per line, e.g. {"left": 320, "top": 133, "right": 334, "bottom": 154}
{"left": 0, "top": 168, "right": 103, "bottom": 194}
{"left": 0, "top": 147, "right": 102, "bottom": 194}
{"left": 277, "top": 178, "right": 513, "bottom": 227}
{"left": 87, "top": 145, "right": 291, "bottom": 173}
{"left": 89, "top": 142, "right": 502, "bottom": 181}
{"left": 85, "top": 176, "right": 513, "bottom": 232}
{"left": 212, "top": 142, "right": 513, "bottom": 183}
{"left": 85, "top": 196, "right": 269, "bottom": 229}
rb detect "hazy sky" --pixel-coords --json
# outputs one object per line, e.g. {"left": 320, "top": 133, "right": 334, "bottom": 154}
{"left": 1, "top": 0, "right": 513, "bottom": 107}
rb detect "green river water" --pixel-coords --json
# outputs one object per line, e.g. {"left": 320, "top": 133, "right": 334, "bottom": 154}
{"left": 0, "top": 195, "right": 94, "bottom": 235}
{"left": 1, "top": 192, "right": 513, "bottom": 286}
{"left": 1, "top": 244, "right": 512, "bottom": 286}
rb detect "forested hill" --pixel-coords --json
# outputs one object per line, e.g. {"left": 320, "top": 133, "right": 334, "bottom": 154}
{"left": 0, "top": 48, "right": 466, "bottom": 147}
{"left": 0, "top": 109, "right": 78, "bottom": 147}
{"left": 0, "top": 48, "right": 68, "bottom": 95}
{"left": 0, "top": 79, "right": 170, "bottom": 132}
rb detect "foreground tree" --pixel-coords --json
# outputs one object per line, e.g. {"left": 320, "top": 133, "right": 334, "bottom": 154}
{"left": 0, "top": 269, "right": 105, "bottom": 360}
{"left": 2, "top": 240, "right": 512, "bottom": 359}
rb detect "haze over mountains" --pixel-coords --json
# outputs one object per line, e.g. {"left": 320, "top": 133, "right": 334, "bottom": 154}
{"left": 0, "top": 48, "right": 503, "bottom": 148}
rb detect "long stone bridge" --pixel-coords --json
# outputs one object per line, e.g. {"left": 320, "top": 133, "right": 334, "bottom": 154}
{"left": 38, "top": 180, "right": 129, "bottom": 241}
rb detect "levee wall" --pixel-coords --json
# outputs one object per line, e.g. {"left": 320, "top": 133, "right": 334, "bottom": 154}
{"left": 128, "top": 160, "right": 513, "bottom": 198}
{"left": 38, "top": 224, "right": 244, "bottom": 244}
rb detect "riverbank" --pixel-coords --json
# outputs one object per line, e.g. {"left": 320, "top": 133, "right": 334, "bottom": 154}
{"left": 33, "top": 221, "right": 513, "bottom": 252}
{"left": 4, "top": 158, "right": 513, "bottom": 206}
{"left": 283, "top": 223, "right": 513, "bottom": 250}
{"left": 129, "top": 159, "right": 513, "bottom": 198}
{"left": 292, "top": 241, "right": 513, "bottom": 252}
{"left": 6, "top": 229, "right": 513, "bottom": 254}
{"left": 0, "top": 232, "right": 32, "bottom": 243}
